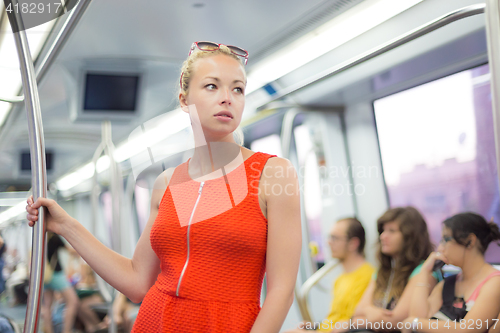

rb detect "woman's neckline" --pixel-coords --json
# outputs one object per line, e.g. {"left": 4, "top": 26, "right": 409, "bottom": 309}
{"left": 186, "top": 151, "right": 260, "bottom": 183}
{"left": 457, "top": 268, "right": 499, "bottom": 301}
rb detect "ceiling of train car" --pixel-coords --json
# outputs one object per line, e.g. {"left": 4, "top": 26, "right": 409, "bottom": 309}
{"left": 0, "top": 0, "right": 366, "bottom": 189}
{"left": 0, "top": 0, "right": 489, "bottom": 192}
{"left": 273, "top": 0, "right": 487, "bottom": 107}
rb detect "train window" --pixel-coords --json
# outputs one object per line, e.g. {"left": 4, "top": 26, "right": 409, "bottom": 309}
{"left": 374, "top": 63, "right": 500, "bottom": 263}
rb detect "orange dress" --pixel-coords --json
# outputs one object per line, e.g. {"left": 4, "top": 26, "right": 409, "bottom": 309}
{"left": 131, "top": 152, "right": 277, "bottom": 333}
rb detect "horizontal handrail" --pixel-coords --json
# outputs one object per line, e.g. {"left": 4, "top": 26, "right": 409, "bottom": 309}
{"left": 257, "top": 4, "right": 486, "bottom": 110}
{"left": 297, "top": 260, "right": 340, "bottom": 323}
{"left": 0, "top": 95, "right": 24, "bottom": 103}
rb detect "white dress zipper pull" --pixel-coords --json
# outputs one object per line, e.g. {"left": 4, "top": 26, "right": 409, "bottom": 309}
{"left": 176, "top": 181, "right": 205, "bottom": 297}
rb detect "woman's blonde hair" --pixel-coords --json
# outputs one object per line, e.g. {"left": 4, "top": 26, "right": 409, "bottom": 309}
{"left": 179, "top": 45, "right": 246, "bottom": 146}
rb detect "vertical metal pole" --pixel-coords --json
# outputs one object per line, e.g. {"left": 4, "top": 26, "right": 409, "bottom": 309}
{"left": 485, "top": 0, "right": 500, "bottom": 191}
{"left": 90, "top": 121, "right": 122, "bottom": 333}
{"left": 281, "top": 109, "right": 314, "bottom": 280}
{"left": 280, "top": 109, "right": 315, "bottom": 321}
{"left": 91, "top": 141, "right": 105, "bottom": 236}
{"left": 103, "top": 121, "right": 122, "bottom": 256}
{"left": 102, "top": 120, "right": 121, "bottom": 333}
{"left": 3, "top": 0, "right": 47, "bottom": 332}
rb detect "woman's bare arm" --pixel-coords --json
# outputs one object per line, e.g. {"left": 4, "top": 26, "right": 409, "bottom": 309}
{"left": 27, "top": 168, "right": 174, "bottom": 302}
{"left": 348, "top": 270, "right": 438, "bottom": 330}
{"left": 379, "top": 272, "right": 438, "bottom": 325}
{"left": 409, "top": 252, "right": 446, "bottom": 319}
{"left": 425, "top": 280, "right": 444, "bottom": 318}
{"left": 403, "top": 276, "right": 500, "bottom": 333}
{"left": 249, "top": 157, "right": 302, "bottom": 333}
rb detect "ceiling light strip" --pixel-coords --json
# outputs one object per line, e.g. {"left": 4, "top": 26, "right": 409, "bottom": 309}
{"left": 246, "top": 0, "right": 424, "bottom": 94}
{"left": 256, "top": 4, "right": 486, "bottom": 109}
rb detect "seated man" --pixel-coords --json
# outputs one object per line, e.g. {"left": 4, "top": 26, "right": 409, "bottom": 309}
{"left": 286, "top": 218, "right": 375, "bottom": 332}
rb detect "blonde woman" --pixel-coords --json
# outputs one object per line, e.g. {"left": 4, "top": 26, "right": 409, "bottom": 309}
{"left": 27, "top": 42, "right": 301, "bottom": 333}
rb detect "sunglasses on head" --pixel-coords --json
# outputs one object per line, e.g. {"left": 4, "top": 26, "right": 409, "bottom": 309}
{"left": 180, "top": 41, "right": 249, "bottom": 89}
{"left": 189, "top": 41, "right": 248, "bottom": 65}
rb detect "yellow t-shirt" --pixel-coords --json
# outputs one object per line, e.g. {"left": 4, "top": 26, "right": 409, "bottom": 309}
{"left": 318, "top": 262, "right": 375, "bottom": 332}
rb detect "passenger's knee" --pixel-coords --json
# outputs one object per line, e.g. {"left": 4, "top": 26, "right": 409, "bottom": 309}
{"left": 64, "top": 288, "right": 80, "bottom": 308}
{"left": 70, "top": 295, "right": 80, "bottom": 309}
{"left": 41, "top": 306, "right": 51, "bottom": 319}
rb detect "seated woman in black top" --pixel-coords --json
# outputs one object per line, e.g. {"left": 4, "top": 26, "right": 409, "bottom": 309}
{"left": 403, "top": 213, "right": 500, "bottom": 332}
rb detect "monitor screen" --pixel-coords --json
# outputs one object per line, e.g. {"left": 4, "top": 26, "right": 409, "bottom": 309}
{"left": 21, "top": 151, "right": 53, "bottom": 171}
{"left": 83, "top": 73, "right": 139, "bottom": 112}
